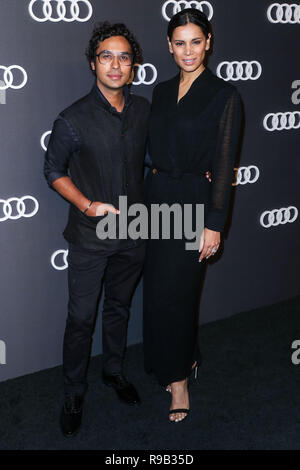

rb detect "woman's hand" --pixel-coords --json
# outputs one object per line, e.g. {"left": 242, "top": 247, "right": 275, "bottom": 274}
{"left": 199, "top": 227, "right": 220, "bottom": 262}
{"left": 85, "top": 201, "right": 120, "bottom": 217}
{"left": 199, "top": 171, "right": 219, "bottom": 260}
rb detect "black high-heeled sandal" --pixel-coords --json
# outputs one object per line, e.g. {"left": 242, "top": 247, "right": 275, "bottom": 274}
{"left": 188, "top": 363, "right": 199, "bottom": 385}
{"left": 169, "top": 408, "right": 190, "bottom": 422}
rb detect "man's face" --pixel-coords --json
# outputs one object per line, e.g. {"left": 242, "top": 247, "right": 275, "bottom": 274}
{"left": 91, "top": 35, "right": 133, "bottom": 91}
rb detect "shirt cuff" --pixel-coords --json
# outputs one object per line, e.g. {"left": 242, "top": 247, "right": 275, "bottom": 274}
{"left": 46, "top": 171, "right": 69, "bottom": 187}
{"left": 204, "top": 209, "right": 226, "bottom": 233}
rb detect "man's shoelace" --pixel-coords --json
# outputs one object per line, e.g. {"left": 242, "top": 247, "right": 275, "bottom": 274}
{"left": 113, "top": 375, "right": 130, "bottom": 389}
{"left": 64, "top": 396, "right": 82, "bottom": 413}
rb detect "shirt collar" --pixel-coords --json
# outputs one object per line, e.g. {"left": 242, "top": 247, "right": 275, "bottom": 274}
{"left": 92, "top": 80, "right": 132, "bottom": 114}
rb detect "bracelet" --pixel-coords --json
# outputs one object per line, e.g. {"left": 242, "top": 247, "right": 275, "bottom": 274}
{"left": 83, "top": 201, "right": 93, "bottom": 214}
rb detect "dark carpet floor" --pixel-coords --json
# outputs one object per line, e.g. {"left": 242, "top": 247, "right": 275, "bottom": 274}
{"left": 0, "top": 295, "right": 300, "bottom": 450}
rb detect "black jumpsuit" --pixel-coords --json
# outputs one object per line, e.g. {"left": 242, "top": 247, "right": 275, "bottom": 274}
{"left": 143, "top": 67, "right": 242, "bottom": 386}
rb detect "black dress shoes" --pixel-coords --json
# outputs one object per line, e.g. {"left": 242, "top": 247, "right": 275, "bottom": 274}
{"left": 60, "top": 395, "right": 83, "bottom": 437}
{"left": 102, "top": 371, "right": 140, "bottom": 405}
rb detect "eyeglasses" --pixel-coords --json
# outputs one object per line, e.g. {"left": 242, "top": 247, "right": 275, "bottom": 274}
{"left": 96, "top": 51, "right": 133, "bottom": 66}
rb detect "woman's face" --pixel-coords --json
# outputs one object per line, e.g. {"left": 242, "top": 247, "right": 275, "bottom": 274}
{"left": 168, "top": 22, "right": 211, "bottom": 74}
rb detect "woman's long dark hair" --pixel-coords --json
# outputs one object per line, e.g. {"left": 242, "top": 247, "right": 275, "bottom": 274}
{"left": 167, "top": 8, "right": 212, "bottom": 40}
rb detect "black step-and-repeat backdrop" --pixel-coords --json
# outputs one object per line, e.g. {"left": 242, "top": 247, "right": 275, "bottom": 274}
{"left": 0, "top": 0, "right": 299, "bottom": 382}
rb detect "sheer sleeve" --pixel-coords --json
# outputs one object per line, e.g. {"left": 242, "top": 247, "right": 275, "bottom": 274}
{"left": 205, "top": 89, "right": 242, "bottom": 232}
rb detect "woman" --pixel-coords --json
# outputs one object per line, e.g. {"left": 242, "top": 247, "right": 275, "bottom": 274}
{"left": 143, "top": 8, "right": 242, "bottom": 423}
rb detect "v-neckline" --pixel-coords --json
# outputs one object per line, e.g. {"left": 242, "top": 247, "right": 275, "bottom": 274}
{"left": 176, "top": 67, "right": 209, "bottom": 105}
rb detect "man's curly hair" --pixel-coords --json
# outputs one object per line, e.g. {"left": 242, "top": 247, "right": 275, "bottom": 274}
{"left": 85, "top": 21, "right": 143, "bottom": 75}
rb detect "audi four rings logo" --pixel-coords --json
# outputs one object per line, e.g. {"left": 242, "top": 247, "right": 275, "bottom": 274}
{"left": 267, "top": 3, "right": 300, "bottom": 23}
{"left": 0, "top": 82, "right": 6, "bottom": 105}
{"left": 216, "top": 61, "right": 262, "bottom": 81}
{"left": 41, "top": 131, "right": 52, "bottom": 151}
{"left": 263, "top": 111, "right": 300, "bottom": 131}
{"left": 0, "top": 66, "right": 28, "bottom": 90}
{"left": 162, "top": 1, "right": 214, "bottom": 21}
{"left": 260, "top": 206, "right": 298, "bottom": 228}
{"left": 0, "top": 196, "right": 39, "bottom": 222}
{"left": 51, "top": 249, "right": 68, "bottom": 270}
{"left": 233, "top": 166, "right": 260, "bottom": 186}
{"left": 133, "top": 64, "right": 158, "bottom": 86}
{"left": 28, "top": 0, "right": 93, "bottom": 22}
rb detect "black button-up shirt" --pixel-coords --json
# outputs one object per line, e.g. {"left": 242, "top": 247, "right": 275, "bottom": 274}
{"left": 44, "top": 81, "right": 150, "bottom": 250}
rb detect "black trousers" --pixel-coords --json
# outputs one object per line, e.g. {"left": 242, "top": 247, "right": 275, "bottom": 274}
{"left": 63, "top": 241, "right": 146, "bottom": 397}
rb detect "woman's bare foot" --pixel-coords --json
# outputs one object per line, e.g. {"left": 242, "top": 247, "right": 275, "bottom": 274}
{"left": 165, "top": 361, "right": 197, "bottom": 393}
{"left": 169, "top": 378, "right": 190, "bottom": 422}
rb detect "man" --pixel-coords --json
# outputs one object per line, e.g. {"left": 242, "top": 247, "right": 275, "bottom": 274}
{"left": 44, "top": 22, "right": 150, "bottom": 437}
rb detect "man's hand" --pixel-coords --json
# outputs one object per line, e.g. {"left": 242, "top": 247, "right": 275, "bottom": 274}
{"left": 85, "top": 202, "right": 120, "bottom": 216}
{"left": 199, "top": 227, "right": 220, "bottom": 262}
